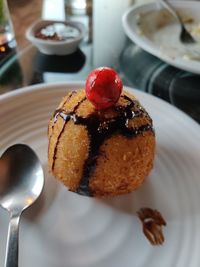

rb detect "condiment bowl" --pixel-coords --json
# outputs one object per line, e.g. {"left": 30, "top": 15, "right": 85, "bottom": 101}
{"left": 26, "top": 19, "right": 85, "bottom": 55}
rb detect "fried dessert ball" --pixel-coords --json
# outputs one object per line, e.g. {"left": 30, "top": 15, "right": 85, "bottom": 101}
{"left": 48, "top": 88, "right": 155, "bottom": 197}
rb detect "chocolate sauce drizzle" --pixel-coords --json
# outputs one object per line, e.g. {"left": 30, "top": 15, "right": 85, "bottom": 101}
{"left": 48, "top": 91, "right": 77, "bottom": 164}
{"left": 52, "top": 94, "right": 154, "bottom": 196}
{"left": 52, "top": 95, "right": 86, "bottom": 170}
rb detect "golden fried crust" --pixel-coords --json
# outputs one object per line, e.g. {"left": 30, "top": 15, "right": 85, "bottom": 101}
{"left": 90, "top": 132, "right": 155, "bottom": 197}
{"left": 48, "top": 89, "right": 155, "bottom": 197}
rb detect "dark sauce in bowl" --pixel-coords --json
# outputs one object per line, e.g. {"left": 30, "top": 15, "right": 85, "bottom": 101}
{"left": 35, "top": 22, "right": 80, "bottom": 41}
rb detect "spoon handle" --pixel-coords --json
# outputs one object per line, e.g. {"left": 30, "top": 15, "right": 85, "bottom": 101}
{"left": 4, "top": 214, "right": 20, "bottom": 267}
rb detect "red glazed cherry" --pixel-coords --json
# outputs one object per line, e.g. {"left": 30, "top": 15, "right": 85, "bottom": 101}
{"left": 85, "top": 67, "right": 123, "bottom": 109}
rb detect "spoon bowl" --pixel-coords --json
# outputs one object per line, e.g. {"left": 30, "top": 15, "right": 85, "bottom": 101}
{"left": 0, "top": 144, "right": 44, "bottom": 213}
{"left": 0, "top": 144, "right": 44, "bottom": 267}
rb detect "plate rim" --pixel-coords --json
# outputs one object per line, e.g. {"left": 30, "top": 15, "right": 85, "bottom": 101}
{"left": 0, "top": 81, "right": 84, "bottom": 101}
{"left": 0, "top": 81, "right": 200, "bottom": 133}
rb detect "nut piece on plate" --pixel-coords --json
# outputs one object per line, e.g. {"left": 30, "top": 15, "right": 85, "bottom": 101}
{"left": 48, "top": 67, "right": 155, "bottom": 197}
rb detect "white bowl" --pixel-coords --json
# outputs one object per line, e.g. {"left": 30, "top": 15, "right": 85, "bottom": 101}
{"left": 26, "top": 19, "right": 85, "bottom": 55}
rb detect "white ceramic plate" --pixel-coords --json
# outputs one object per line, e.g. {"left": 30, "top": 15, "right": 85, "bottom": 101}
{"left": 1, "top": 83, "right": 200, "bottom": 267}
{"left": 122, "top": 1, "right": 200, "bottom": 74}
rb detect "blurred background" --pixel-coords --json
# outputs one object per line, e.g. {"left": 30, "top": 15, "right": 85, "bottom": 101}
{"left": 1, "top": 0, "right": 200, "bottom": 122}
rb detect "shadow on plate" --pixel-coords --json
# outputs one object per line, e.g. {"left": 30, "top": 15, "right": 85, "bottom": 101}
{"left": 98, "top": 178, "right": 157, "bottom": 216}
{"left": 33, "top": 48, "right": 86, "bottom": 73}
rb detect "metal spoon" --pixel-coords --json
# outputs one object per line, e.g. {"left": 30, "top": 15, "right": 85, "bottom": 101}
{"left": 159, "top": 0, "right": 196, "bottom": 44}
{"left": 0, "top": 144, "right": 44, "bottom": 267}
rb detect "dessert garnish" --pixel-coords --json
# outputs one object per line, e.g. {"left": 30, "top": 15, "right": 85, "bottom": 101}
{"left": 86, "top": 67, "right": 123, "bottom": 109}
{"left": 137, "top": 208, "right": 166, "bottom": 246}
